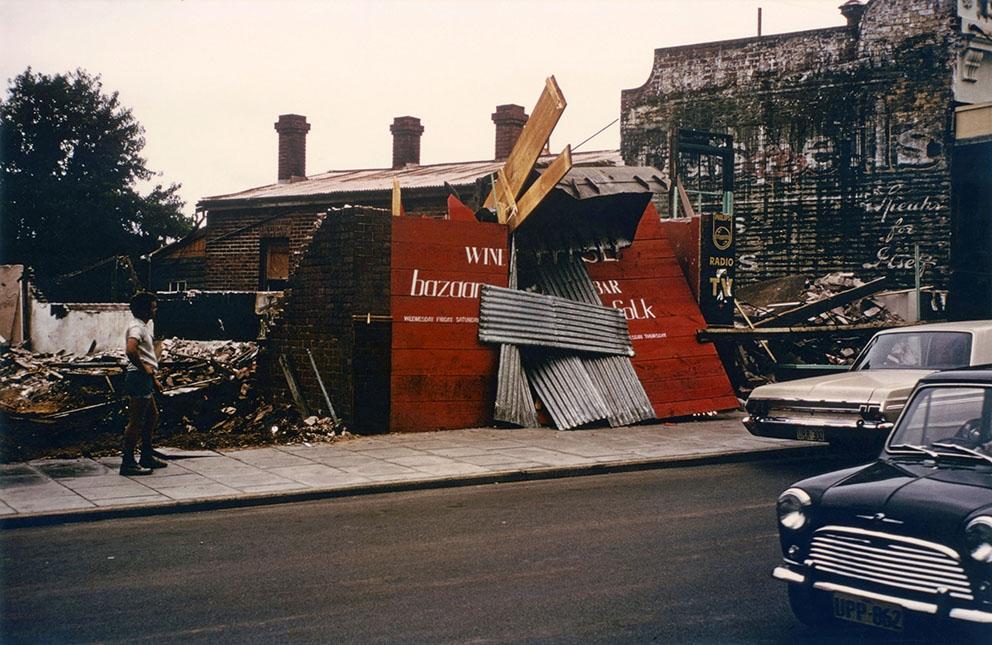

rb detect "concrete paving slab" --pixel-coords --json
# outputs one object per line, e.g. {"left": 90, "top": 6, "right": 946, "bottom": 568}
{"left": 352, "top": 446, "right": 431, "bottom": 459}
{"left": 0, "top": 465, "right": 49, "bottom": 488}
{"left": 498, "top": 447, "right": 600, "bottom": 467}
{"left": 74, "top": 483, "right": 163, "bottom": 501}
{"left": 387, "top": 454, "right": 460, "bottom": 468}
{"left": 219, "top": 447, "right": 315, "bottom": 469}
{"left": 156, "top": 482, "right": 242, "bottom": 501}
{"left": 408, "top": 462, "right": 490, "bottom": 477}
{"left": 30, "top": 459, "right": 109, "bottom": 479}
{"left": 206, "top": 472, "right": 301, "bottom": 490}
{"left": 336, "top": 462, "right": 419, "bottom": 477}
{"left": 91, "top": 495, "right": 171, "bottom": 507}
{"left": 269, "top": 464, "right": 371, "bottom": 488}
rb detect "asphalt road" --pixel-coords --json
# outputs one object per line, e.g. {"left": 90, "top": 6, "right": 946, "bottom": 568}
{"left": 1, "top": 454, "right": 913, "bottom": 644}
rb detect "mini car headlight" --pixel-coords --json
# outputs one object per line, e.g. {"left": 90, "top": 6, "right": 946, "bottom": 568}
{"left": 966, "top": 517, "right": 992, "bottom": 563}
{"left": 777, "top": 487, "right": 812, "bottom": 530}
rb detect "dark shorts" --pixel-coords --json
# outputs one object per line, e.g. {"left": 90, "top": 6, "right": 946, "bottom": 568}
{"left": 124, "top": 370, "right": 154, "bottom": 398}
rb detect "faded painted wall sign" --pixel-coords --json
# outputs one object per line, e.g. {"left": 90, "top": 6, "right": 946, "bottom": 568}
{"left": 861, "top": 183, "right": 943, "bottom": 276}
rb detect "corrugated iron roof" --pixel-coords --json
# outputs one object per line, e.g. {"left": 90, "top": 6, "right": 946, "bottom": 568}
{"left": 479, "top": 285, "right": 634, "bottom": 357}
{"left": 200, "top": 149, "right": 623, "bottom": 207}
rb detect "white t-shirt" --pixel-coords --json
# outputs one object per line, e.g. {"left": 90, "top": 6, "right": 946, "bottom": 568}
{"left": 125, "top": 318, "right": 158, "bottom": 372}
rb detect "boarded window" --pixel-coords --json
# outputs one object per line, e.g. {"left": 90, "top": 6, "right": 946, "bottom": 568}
{"left": 260, "top": 238, "right": 289, "bottom": 290}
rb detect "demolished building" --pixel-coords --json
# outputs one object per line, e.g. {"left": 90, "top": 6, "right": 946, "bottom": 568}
{"left": 259, "top": 79, "right": 738, "bottom": 433}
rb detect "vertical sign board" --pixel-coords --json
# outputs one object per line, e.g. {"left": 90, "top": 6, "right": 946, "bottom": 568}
{"left": 585, "top": 205, "right": 739, "bottom": 418}
{"left": 389, "top": 218, "right": 509, "bottom": 431}
{"left": 699, "top": 210, "right": 736, "bottom": 325}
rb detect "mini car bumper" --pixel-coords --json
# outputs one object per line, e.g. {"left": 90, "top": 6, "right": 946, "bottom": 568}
{"left": 743, "top": 414, "right": 893, "bottom": 442}
{"left": 772, "top": 566, "right": 992, "bottom": 625}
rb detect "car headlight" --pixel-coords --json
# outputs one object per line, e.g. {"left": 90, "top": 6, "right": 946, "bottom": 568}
{"left": 777, "top": 488, "right": 812, "bottom": 530}
{"left": 966, "top": 517, "right": 992, "bottom": 563}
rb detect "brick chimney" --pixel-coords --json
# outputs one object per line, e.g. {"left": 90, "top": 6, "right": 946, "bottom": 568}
{"left": 390, "top": 116, "right": 424, "bottom": 168}
{"left": 492, "top": 104, "right": 529, "bottom": 161}
{"left": 274, "top": 114, "right": 310, "bottom": 183}
{"left": 839, "top": 1, "right": 866, "bottom": 28}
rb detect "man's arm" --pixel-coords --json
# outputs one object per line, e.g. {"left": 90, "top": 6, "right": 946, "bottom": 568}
{"left": 125, "top": 337, "right": 152, "bottom": 373}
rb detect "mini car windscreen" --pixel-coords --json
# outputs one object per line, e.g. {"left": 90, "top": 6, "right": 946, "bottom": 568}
{"left": 853, "top": 332, "right": 972, "bottom": 370}
{"left": 887, "top": 386, "right": 992, "bottom": 457}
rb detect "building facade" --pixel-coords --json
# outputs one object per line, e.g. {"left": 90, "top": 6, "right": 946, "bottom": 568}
{"left": 621, "top": 0, "right": 992, "bottom": 303}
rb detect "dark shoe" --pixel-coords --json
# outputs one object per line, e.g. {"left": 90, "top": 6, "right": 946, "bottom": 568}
{"left": 120, "top": 462, "right": 152, "bottom": 476}
{"left": 139, "top": 453, "right": 168, "bottom": 469}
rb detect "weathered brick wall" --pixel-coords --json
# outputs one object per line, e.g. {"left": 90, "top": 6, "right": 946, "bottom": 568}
{"left": 621, "top": 0, "right": 960, "bottom": 290}
{"left": 204, "top": 209, "right": 326, "bottom": 291}
{"left": 263, "top": 207, "right": 391, "bottom": 424}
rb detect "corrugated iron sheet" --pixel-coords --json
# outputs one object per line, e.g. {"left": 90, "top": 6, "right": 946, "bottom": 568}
{"left": 584, "top": 355, "right": 655, "bottom": 427}
{"left": 493, "top": 241, "right": 539, "bottom": 428}
{"left": 494, "top": 343, "right": 538, "bottom": 428}
{"left": 533, "top": 258, "right": 600, "bottom": 303}
{"left": 524, "top": 352, "right": 609, "bottom": 430}
{"left": 479, "top": 285, "right": 633, "bottom": 356}
{"left": 200, "top": 150, "right": 623, "bottom": 206}
{"left": 534, "top": 259, "right": 655, "bottom": 427}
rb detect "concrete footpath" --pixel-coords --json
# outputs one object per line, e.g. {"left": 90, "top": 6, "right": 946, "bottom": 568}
{"left": 0, "top": 412, "right": 823, "bottom": 527}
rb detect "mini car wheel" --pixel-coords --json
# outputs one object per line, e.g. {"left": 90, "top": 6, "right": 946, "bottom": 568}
{"left": 787, "top": 585, "right": 830, "bottom": 627}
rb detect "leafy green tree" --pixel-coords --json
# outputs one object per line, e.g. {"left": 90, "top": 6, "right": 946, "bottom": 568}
{"left": 0, "top": 68, "right": 191, "bottom": 277}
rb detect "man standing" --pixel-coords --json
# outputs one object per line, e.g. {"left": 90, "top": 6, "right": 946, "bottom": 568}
{"left": 121, "top": 291, "right": 168, "bottom": 476}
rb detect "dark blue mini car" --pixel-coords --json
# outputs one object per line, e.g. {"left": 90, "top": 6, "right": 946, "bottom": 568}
{"left": 773, "top": 368, "right": 992, "bottom": 634}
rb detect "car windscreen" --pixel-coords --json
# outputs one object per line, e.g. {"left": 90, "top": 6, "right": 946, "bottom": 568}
{"left": 853, "top": 331, "right": 972, "bottom": 370}
{"left": 887, "top": 385, "right": 992, "bottom": 457}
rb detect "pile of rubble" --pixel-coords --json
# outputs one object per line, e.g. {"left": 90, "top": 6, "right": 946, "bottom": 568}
{"left": 0, "top": 339, "right": 344, "bottom": 462}
{"left": 731, "top": 272, "right": 906, "bottom": 392}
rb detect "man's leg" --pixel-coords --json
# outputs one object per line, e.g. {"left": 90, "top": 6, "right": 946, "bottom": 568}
{"left": 121, "top": 397, "right": 152, "bottom": 476}
{"left": 139, "top": 397, "right": 167, "bottom": 468}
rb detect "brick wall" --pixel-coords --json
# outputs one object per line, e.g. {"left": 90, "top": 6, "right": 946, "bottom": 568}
{"left": 263, "top": 207, "right": 392, "bottom": 425}
{"left": 204, "top": 209, "right": 326, "bottom": 291}
{"left": 620, "top": 0, "right": 961, "bottom": 291}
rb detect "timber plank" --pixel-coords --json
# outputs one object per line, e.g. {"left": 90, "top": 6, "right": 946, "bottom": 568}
{"left": 507, "top": 146, "right": 573, "bottom": 232}
{"left": 391, "top": 218, "right": 507, "bottom": 245}
{"left": 484, "top": 76, "right": 567, "bottom": 208}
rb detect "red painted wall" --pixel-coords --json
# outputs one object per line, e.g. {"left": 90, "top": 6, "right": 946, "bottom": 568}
{"left": 585, "top": 206, "right": 738, "bottom": 418}
{"left": 389, "top": 218, "right": 509, "bottom": 431}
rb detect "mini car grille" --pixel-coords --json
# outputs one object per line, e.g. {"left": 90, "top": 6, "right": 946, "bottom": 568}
{"left": 810, "top": 526, "right": 973, "bottom": 601}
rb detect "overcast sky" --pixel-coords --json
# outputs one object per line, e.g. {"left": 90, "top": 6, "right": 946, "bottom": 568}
{"left": 2, "top": 0, "right": 848, "bottom": 215}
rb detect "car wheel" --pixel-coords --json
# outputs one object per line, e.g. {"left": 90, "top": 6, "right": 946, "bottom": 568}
{"left": 787, "top": 585, "right": 830, "bottom": 627}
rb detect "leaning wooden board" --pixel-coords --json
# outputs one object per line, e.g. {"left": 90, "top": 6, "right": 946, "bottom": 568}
{"left": 389, "top": 217, "right": 508, "bottom": 431}
{"left": 585, "top": 204, "right": 739, "bottom": 418}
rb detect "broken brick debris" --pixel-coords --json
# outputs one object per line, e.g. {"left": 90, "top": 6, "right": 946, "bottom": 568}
{"left": 0, "top": 339, "right": 346, "bottom": 462}
{"left": 729, "top": 272, "right": 906, "bottom": 393}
